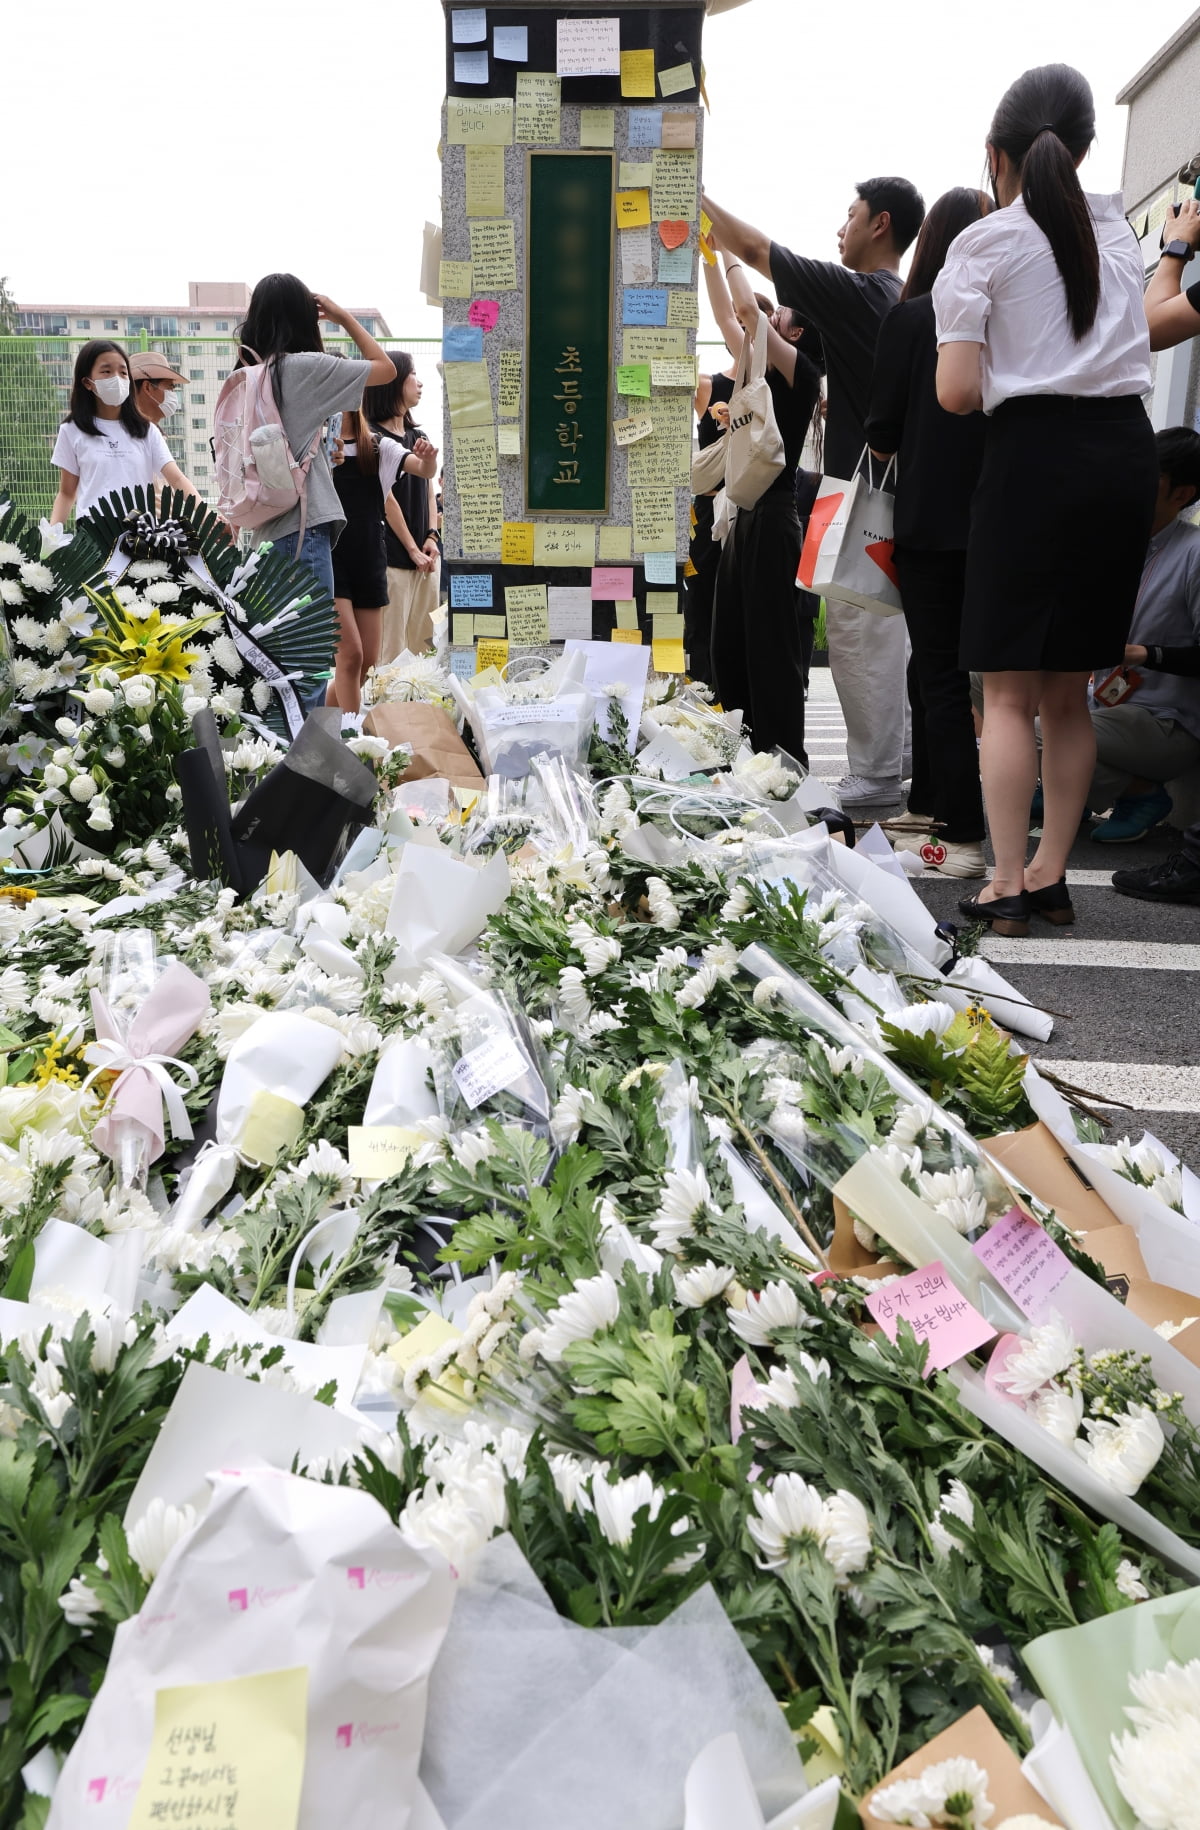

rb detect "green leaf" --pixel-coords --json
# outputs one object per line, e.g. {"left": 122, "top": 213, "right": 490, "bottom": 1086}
{"left": 1, "top": 1241, "right": 36, "bottom": 1303}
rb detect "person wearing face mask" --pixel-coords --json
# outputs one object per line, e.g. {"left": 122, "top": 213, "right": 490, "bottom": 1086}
{"left": 130, "top": 350, "right": 186, "bottom": 429}
{"left": 364, "top": 353, "right": 441, "bottom": 661}
{"left": 50, "top": 339, "right": 202, "bottom": 529}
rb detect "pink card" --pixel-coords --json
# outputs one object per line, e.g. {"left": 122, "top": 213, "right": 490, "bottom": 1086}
{"left": 972, "top": 1206, "right": 1070, "bottom": 1319}
{"left": 468, "top": 298, "right": 500, "bottom": 331}
{"left": 591, "top": 565, "right": 635, "bottom": 601}
{"left": 865, "top": 1260, "right": 995, "bottom": 1373}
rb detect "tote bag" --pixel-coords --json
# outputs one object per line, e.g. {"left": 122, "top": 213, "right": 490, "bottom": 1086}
{"left": 796, "top": 448, "right": 903, "bottom": 616}
{"left": 724, "top": 310, "right": 785, "bottom": 511}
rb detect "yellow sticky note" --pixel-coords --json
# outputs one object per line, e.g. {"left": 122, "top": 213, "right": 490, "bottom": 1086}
{"left": 651, "top": 148, "right": 698, "bottom": 222}
{"left": 667, "top": 290, "right": 699, "bottom": 328}
{"left": 651, "top": 357, "right": 698, "bottom": 390}
{"left": 619, "top": 160, "right": 654, "bottom": 188}
{"left": 476, "top": 637, "right": 509, "bottom": 674}
{"left": 453, "top": 423, "right": 498, "bottom": 490}
{"left": 497, "top": 348, "right": 522, "bottom": 417}
{"left": 460, "top": 489, "right": 504, "bottom": 554}
{"left": 599, "top": 525, "right": 633, "bottom": 560}
{"left": 501, "top": 521, "right": 535, "bottom": 565}
{"left": 616, "top": 190, "right": 651, "bottom": 228}
{"left": 621, "top": 48, "right": 656, "bottom": 97}
{"left": 662, "top": 110, "right": 697, "bottom": 149}
{"left": 613, "top": 412, "right": 654, "bottom": 446}
{"left": 632, "top": 487, "right": 677, "bottom": 551}
{"left": 447, "top": 96, "right": 514, "bottom": 145}
{"left": 700, "top": 208, "right": 713, "bottom": 239}
{"left": 473, "top": 614, "right": 507, "bottom": 637}
{"left": 348, "top": 1125, "right": 421, "bottom": 1180}
{"left": 622, "top": 327, "right": 687, "bottom": 364}
{"left": 468, "top": 218, "right": 517, "bottom": 291}
{"left": 451, "top": 613, "right": 475, "bottom": 645}
{"left": 497, "top": 424, "right": 521, "bottom": 456}
{"left": 466, "top": 144, "right": 506, "bottom": 216}
{"left": 653, "top": 637, "right": 686, "bottom": 673}
{"left": 129, "top": 1668, "right": 308, "bottom": 1830}
{"left": 534, "top": 523, "right": 596, "bottom": 566}
{"left": 612, "top": 628, "right": 643, "bottom": 645}
{"left": 615, "top": 599, "right": 639, "bottom": 630}
{"left": 438, "top": 260, "right": 474, "bottom": 298}
{"left": 646, "top": 591, "right": 678, "bottom": 617}
{"left": 658, "top": 60, "right": 695, "bottom": 96}
{"left": 515, "top": 71, "right": 561, "bottom": 143}
{"left": 444, "top": 361, "right": 493, "bottom": 428}
{"left": 238, "top": 1089, "right": 304, "bottom": 1167}
{"left": 580, "top": 107, "right": 615, "bottom": 147}
{"left": 387, "top": 1314, "right": 470, "bottom": 1411}
{"left": 505, "top": 582, "right": 550, "bottom": 644}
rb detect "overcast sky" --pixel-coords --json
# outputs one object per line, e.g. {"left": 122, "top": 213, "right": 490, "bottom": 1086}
{"left": 4, "top": 0, "right": 1193, "bottom": 419}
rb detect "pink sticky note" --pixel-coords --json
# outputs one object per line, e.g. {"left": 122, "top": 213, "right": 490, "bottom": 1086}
{"left": 972, "top": 1207, "right": 1070, "bottom": 1319}
{"left": 865, "top": 1260, "right": 995, "bottom": 1373}
{"left": 468, "top": 298, "right": 500, "bottom": 331}
{"left": 591, "top": 565, "right": 635, "bottom": 601}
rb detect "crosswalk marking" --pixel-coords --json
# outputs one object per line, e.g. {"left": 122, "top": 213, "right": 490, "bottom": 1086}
{"left": 982, "top": 938, "right": 1200, "bottom": 971}
{"left": 1033, "top": 1061, "right": 1200, "bottom": 1113}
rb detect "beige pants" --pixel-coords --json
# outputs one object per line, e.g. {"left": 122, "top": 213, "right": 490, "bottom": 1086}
{"left": 381, "top": 564, "right": 439, "bottom": 663}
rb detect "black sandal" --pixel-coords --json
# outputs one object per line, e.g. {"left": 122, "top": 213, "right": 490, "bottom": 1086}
{"left": 1026, "top": 878, "right": 1075, "bottom": 925}
{"left": 957, "top": 888, "right": 1032, "bottom": 937}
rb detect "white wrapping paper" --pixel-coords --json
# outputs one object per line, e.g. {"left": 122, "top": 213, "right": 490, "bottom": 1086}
{"left": 385, "top": 847, "right": 510, "bottom": 976}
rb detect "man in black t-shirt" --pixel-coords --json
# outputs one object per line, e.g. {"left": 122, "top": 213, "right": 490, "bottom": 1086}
{"left": 703, "top": 179, "right": 925, "bottom": 806}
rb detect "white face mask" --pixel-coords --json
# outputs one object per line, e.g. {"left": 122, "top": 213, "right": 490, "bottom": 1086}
{"left": 157, "top": 388, "right": 181, "bottom": 418}
{"left": 92, "top": 374, "right": 130, "bottom": 406}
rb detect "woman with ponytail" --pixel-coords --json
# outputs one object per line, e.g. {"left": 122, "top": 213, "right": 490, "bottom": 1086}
{"left": 934, "top": 64, "right": 1157, "bottom": 935}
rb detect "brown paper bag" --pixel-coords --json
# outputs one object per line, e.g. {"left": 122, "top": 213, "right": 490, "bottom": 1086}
{"left": 829, "top": 1194, "right": 884, "bottom": 1274}
{"left": 859, "top": 1707, "right": 1062, "bottom": 1830}
{"left": 364, "top": 702, "right": 484, "bottom": 791}
{"left": 1123, "top": 1277, "right": 1200, "bottom": 1365}
{"left": 1077, "top": 1224, "right": 1149, "bottom": 1294}
{"left": 982, "top": 1122, "right": 1121, "bottom": 1234}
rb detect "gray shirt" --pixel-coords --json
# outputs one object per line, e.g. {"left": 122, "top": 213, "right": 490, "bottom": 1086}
{"left": 258, "top": 351, "right": 371, "bottom": 545}
{"left": 1129, "top": 517, "right": 1200, "bottom": 742}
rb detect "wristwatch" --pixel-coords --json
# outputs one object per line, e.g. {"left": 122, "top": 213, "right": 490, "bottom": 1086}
{"left": 1162, "top": 240, "right": 1195, "bottom": 263}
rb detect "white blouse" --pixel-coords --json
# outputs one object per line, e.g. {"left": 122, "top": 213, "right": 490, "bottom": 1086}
{"left": 51, "top": 418, "right": 175, "bottom": 520}
{"left": 933, "top": 192, "right": 1151, "bottom": 413}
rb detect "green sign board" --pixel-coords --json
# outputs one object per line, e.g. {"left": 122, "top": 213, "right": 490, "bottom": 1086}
{"left": 525, "top": 151, "right": 614, "bottom": 514}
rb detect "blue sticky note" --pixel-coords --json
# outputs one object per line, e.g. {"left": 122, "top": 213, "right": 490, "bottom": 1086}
{"left": 444, "top": 324, "right": 485, "bottom": 362}
{"left": 452, "top": 8, "right": 486, "bottom": 43}
{"left": 627, "top": 109, "right": 662, "bottom": 148}
{"left": 493, "top": 24, "right": 527, "bottom": 60}
{"left": 454, "top": 49, "right": 489, "bottom": 83}
{"left": 450, "top": 649, "right": 477, "bottom": 679}
{"left": 643, "top": 551, "right": 676, "bottom": 584}
{"left": 657, "top": 246, "right": 693, "bottom": 284}
{"left": 451, "top": 573, "right": 494, "bottom": 608}
{"left": 623, "top": 288, "right": 669, "bottom": 327}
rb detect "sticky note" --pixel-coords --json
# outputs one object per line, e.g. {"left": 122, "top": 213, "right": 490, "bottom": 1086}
{"left": 651, "top": 357, "right": 698, "bottom": 389}
{"left": 651, "top": 149, "right": 698, "bottom": 222}
{"left": 599, "top": 525, "right": 632, "bottom": 561}
{"left": 450, "top": 649, "right": 476, "bottom": 680}
{"left": 667, "top": 290, "right": 699, "bottom": 328}
{"left": 659, "top": 61, "right": 696, "bottom": 96}
{"left": 612, "top": 628, "right": 642, "bottom": 644}
{"left": 447, "top": 97, "right": 514, "bottom": 145}
{"left": 453, "top": 424, "right": 497, "bottom": 490}
{"left": 476, "top": 637, "right": 509, "bottom": 674}
{"left": 348, "top": 1125, "right": 422, "bottom": 1178}
{"left": 614, "top": 599, "right": 639, "bottom": 630}
{"left": 497, "top": 424, "right": 521, "bottom": 455}
{"left": 505, "top": 582, "right": 550, "bottom": 644}
{"left": 534, "top": 523, "right": 595, "bottom": 566}
{"left": 621, "top": 223, "right": 654, "bottom": 286}
{"left": 439, "top": 260, "right": 474, "bottom": 298}
{"left": 628, "top": 109, "right": 662, "bottom": 149}
{"left": 623, "top": 288, "right": 668, "bottom": 327}
{"left": 444, "top": 361, "right": 493, "bottom": 428}
{"left": 455, "top": 49, "right": 489, "bottom": 83}
{"left": 451, "top": 613, "right": 476, "bottom": 645}
{"left": 592, "top": 565, "right": 634, "bottom": 600}
{"left": 580, "top": 107, "right": 615, "bottom": 147}
{"left": 128, "top": 1668, "right": 308, "bottom": 1830}
{"left": 469, "top": 217, "right": 517, "bottom": 290}
{"left": 653, "top": 637, "right": 686, "bottom": 672}
{"left": 468, "top": 297, "right": 500, "bottom": 331}
{"left": 646, "top": 591, "right": 678, "bottom": 617}
{"left": 451, "top": 572, "right": 493, "bottom": 607}
{"left": 613, "top": 412, "right": 654, "bottom": 446}
{"left": 516, "top": 71, "right": 561, "bottom": 143}
{"left": 972, "top": 1208, "right": 1071, "bottom": 1319}
{"left": 621, "top": 48, "right": 657, "bottom": 97}
{"left": 444, "top": 323, "right": 485, "bottom": 363}
{"left": 452, "top": 8, "right": 486, "bottom": 42}
{"left": 652, "top": 613, "right": 684, "bottom": 639}
{"left": 548, "top": 585, "right": 593, "bottom": 639}
{"left": 623, "top": 326, "right": 687, "bottom": 364}
{"left": 493, "top": 23, "right": 527, "bottom": 60}
{"left": 657, "top": 245, "right": 693, "bottom": 284}
{"left": 865, "top": 1261, "right": 996, "bottom": 1372}
{"left": 501, "top": 521, "right": 535, "bottom": 565}
{"left": 460, "top": 489, "right": 504, "bottom": 553}
{"left": 632, "top": 487, "right": 676, "bottom": 551}
{"left": 662, "top": 109, "right": 697, "bottom": 148}
{"left": 556, "top": 14, "right": 620, "bottom": 77}
{"left": 617, "top": 362, "right": 652, "bottom": 398}
{"left": 643, "top": 550, "right": 675, "bottom": 584}
{"left": 474, "top": 613, "right": 506, "bottom": 637}
{"left": 498, "top": 348, "right": 522, "bottom": 417}
{"left": 466, "top": 145, "right": 505, "bottom": 216}
{"left": 616, "top": 191, "right": 651, "bottom": 229}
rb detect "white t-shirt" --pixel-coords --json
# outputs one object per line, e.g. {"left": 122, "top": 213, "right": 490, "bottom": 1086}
{"left": 51, "top": 417, "right": 175, "bottom": 520}
{"left": 933, "top": 192, "right": 1152, "bottom": 413}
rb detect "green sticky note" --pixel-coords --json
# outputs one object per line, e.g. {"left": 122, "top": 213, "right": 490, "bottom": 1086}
{"left": 474, "top": 613, "right": 507, "bottom": 638}
{"left": 646, "top": 591, "right": 678, "bottom": 618}
{"left": 617, "top": 363, "right": 652, "bottom": 399}
{"left": 580, "top": 107, "right": 615, "bottom": 147}
{"left": 614, "top": 599, "right": 639, "bottom": 630}
{"left": 451, "top": 613, "right": 476, "bottom": 645}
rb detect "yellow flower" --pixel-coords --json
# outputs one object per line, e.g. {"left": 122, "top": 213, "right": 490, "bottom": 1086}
{"left": 80, "top": 585, "right": 218, "bottom": 683}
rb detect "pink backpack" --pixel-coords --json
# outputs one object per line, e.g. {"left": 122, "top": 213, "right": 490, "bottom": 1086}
{"left": 213, "top": 351, "right": 322, "bottom": 552}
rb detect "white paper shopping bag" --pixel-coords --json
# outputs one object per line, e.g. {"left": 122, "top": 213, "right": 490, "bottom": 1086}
{"left": 797, "top": 453, "right": 902, "bottom": 617}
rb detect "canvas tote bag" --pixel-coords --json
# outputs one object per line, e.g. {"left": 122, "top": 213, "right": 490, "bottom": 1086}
{"left": 724, "top": 310, "right": 785, "bottom": 510}
{"left": 796, "top": 448, "right": 903, "bottom": 616}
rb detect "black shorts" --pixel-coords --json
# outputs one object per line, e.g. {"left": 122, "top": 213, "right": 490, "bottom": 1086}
{"left": 332, "top": 537, "right": 387, "bottom": 610}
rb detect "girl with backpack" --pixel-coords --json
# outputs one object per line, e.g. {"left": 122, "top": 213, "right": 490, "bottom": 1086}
{"left": 364, "top": 355, "right": 441, "bottom": 661}
{"left": 934, "top": 65, "right": 1157, "bottom": 936}
{"left": 50, "top": 339, "right": 203, "bottom": 528}
{"left": 231, "top": 275, "right": 396, "bottom": 602}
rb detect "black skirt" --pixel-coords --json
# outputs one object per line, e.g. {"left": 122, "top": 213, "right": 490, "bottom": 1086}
{"left": 961, "top": 394, "right": 1157, "bottom": 672}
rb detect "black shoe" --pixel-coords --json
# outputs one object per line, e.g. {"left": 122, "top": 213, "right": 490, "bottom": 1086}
{"left": 1026, "top": 877, "right": 1075, "bottom": 925}
{"left": 1112, "top": 851, "right": 1200, "bottom": 905}
{"left": 957, "top": 888, "right": 1032, "bottom": 936}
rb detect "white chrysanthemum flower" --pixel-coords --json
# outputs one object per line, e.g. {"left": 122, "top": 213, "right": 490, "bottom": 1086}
{"left": 747, "top": 1472, "right": 825, "bottom": 1569}
{"left": 888, "top": 1103, "right": 932, "bottom": 1148}
{"left": 886, "top": 1000, "right": 960, "bottom": 1042}
{"left": 994, "top": 1316, "right": 1077, "bottom": 1400}
{"left": 58, "top": 1576, "right": 104, "bottom": 1629}
{"left": 126, "top": 1498, "right": 199, "bottom": 1582}
{"left": 728, "top": 1279, "right": 804, "bottom": 1346}
{"left": 929, "top": 1479, "right": 975, "bottom": 1558}
{"left": 0, "top": 577, "right": 26, "bottom": 605}
{"left": 1115, "top": 1558, "right": 1149, "bottom": 1602}
{"left": 0, "top": 539, "right": 26, "bottom": 567}
{"left": 447, "top": 1128, "right": 496, "bottom": 1172}
{"left": 1076, "top": 1403, "right": 1165, "bottom": 1498}
{"left": 556, "top": 965, "right": 593, "bottom": 1028}
{"left": 820, "top": 1489, "right": 872, "bottom": 1580}
{"left": 1029, "top": 1381, "right": 1084, "bottom": 1447}
{"left": 719, "top": 880, "right": 753, "bottom": 922}
{"left": 673, "top": 1259, "right": 735, "bottom": 1308}
{"left": 870, "top": 1756, "right": 995, "bottom": 1829}
{"left": 645, "top": 876, "right": 682, "bottom": 930}
{"left": 566, "top": 918, "right": 621, "bottom": 978}
{"left": 537, "top": 1271, "right": 621, "bottom": 1363}
{"left": 592, "top": 1470, "right": 664, "bottom": 1548}
{"left": 548, "top": 1452, "right": 603, "bottom": 1515}
{"left": 144, "top": 579, "right": 182, "bottom": 603}
{"left": 549, "top": 1084, "right": 596, "bottom": 1147}
{"left": 650, "top": 1164, "right": 714, "bottom": 1253}
{"left": 1112, "top": 1658, "right": 1200, "bottom": 1830}
{"left": 68, "top": 772, "right": 99, "bottom": 803}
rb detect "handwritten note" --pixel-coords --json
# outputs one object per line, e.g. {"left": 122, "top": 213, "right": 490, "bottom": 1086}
{"left": 348, "top": 1125, "right": 421, "bottom": 1179}
{"left": 580, "top": 107, "right": 615, "bottom": 147}
{"left": 444, "top": 361, "right": 493, "bottom": 428}
{"left": 556, "top": 14, "right": 620, "bottom": 76}
{"left": 468, "top": 297, "right": 500, "bottom": 331}
{"left": 451, "top": 613, "right": 475, "bottom": 645}
{"left": 127, "top": 1667, "right": 307, "bottom": 1830}
{"left": 653, "top": 637, "right": 686, "bottom": 673}
{"left": 501, "top": 521, "right": 534, "bottom": 565}
{"left": 469, "top": 218, "right": 517, "bottom": 290}
{"left": 614, "top": 598, "right": 639, "bottom": 630}
{"left": 497, "top": 424, "right": 521, "bottom": 456}
{"left": 548, "top": 586, "right": 593, "bottom": 639}
{"left": 459, "top": 489, "right": 504, "bottom": 554}
{"left": 474, "top": 614, "right": 506, "bottom": 637}
{"left": 657, "top": 244, "right": 693, "bottom": 284}
{"left": 622, "top": 326, "right": 687, "bottom": 364}
{"left": 455, "top": 49, "right": 489, "bottom": 83}
{"left": 658, "top": 60, "right": 695, "bottom": 95}
{"left": 534, "top": 523, "right": 595, "bottom": 567}
{"left": 515, "top": 71, "right": 560, "bottom": 143}
{"left": 613, "top": 412, "right": 654, "bottom": 446}
{"left": 438, "top": 260, "right": 474, "bottom": 298}
{"left": 632, "top": 488, "right": 677, "bottom": 552}
{"left": 621, "top": 223, "right": 654, "bottom": 286}
{"left": 598, "top": 525, "right": 632, "bottom": 560}
{"left": 651, "top": 357, "right": 698, "bottom": 390}
{"left": 651, "top": 149, "right": 698, "bottom": 222}
{"left": 616, "top": 362, "right": 652, "bottom": 398}
{"left": 444, "top": 324, "right": 485, "bottom": 363}
{"left": 623, "top": 288, "right": 669, "bottom": 327}
{"left": 475, "top": 637, "right": 509, "bottom": 674}
{"left": 447, "top": 96, "right": 514, "bottom": 145}
{"left": 652, "top": 612, "right": 684, "bottom": 639}
{"left": 505, "top": 583, "right": 550, "bottom": 644}
{"left": 497, "top": 348, "right": 522, "bottom": 417}
{"left": 865, "top": 1260, "right": 996, "bottom": 1373}
{"left": 626, "top": 392, "right": 692, "bottom": 488}
{"left": 453, "top": 424, "right": 497, "bottom": 490}
{"left": 972, "top": 1209, "right": 1071, "bottom": 1319}
{"left": 662, "top": 109, "right": 697, "bottom": 147}
{"left": 451, "top": 573, "right": 493, "bottom": 608}
{"left": 493, "top": 23, "right": 527, "bottom": 60}
{"left": 628, "top": 108, "right": 662, "bottom": 149}
{"left": 667, "top": 289, "right": 699, "bottom": 328}
{"left": 466, "top": 145, "right": 505, "bottom": 216}
{"left": 612, "top": 628, "right": 643, "bottom": 644}
{"left": 452, "top": 8, "right": 486, "bottom": 42}
{"left": 621, "top": 48, "right": 656, "bottom": 96}
{"left": 646, "top": 590, "right": 678, "bottom": 617}
{"left": 643, "top": 550, "right": 676, "bottom": 584}
{"left": 592, "top": 565, "right": 634, "bottom": 601}
{"left": 616, "top": 190, "right": 652, "bottom": 229}
{"left": 450, "top": 649, "right": 475, "bottom": 680}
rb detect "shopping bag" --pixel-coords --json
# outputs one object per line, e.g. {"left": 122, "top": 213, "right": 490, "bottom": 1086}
{"left": 796, "top": 450, "right": 902, "bottom": 617}
{"left": 725, "top": 310, "right": 785, "bottom": 510}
